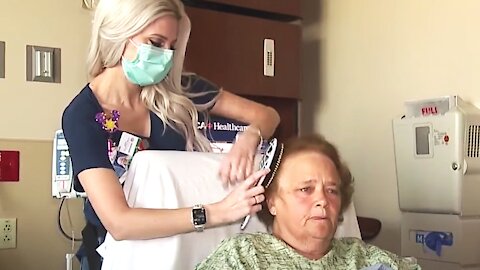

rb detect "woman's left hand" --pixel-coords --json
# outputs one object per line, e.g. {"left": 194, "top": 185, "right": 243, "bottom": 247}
{"left": 219, "top": 131, "right": 261, "bottom": 185}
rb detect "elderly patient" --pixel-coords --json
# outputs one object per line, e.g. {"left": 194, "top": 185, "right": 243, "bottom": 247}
{"left": 195, "top": 134, "right": 420, "bottom": 270}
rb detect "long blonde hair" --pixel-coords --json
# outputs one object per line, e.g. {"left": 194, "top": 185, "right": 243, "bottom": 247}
{"left": 87, "top": 0, "right": 213, "bottom": 151}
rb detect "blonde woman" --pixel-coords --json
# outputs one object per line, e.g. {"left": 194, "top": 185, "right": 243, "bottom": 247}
{"left": 61, "top": 0, "right": 279, "bottom": 269}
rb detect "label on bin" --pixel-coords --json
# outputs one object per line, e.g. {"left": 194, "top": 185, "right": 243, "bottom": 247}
{"left": 404, "top": 96, "right": 455, "bottom": 118}
{"left": 411, "top": 230, "right": 453, "bottom": 257}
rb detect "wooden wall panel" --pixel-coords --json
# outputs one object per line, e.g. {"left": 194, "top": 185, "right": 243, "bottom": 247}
{"left": 244, "top": 96, "right": 299, "bottom": 142}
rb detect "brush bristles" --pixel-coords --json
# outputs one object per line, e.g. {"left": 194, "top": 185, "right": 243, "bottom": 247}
{"left": 264, "top": 143, "right": 284, "bottom": 188}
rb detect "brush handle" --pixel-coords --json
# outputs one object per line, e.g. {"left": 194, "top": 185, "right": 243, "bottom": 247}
{"left": 240, "top": 215, "right": 251, "bottom": 230}
{"left": 240, "top": 174, "right": 268, "bottom": 230}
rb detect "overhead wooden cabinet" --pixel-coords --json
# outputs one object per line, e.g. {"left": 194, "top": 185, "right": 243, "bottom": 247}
{"left": 183, "top": 1, "right": 302, "bottom": 140}
{"left": 187, "top": 0, "right": 301, "bottom": 18}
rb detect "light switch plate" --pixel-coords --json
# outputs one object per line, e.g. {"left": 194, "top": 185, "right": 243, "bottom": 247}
{"left": 0, "top": 41, "right": 5, "bottom": 78}
{"left": 26, "top": 45, "right": 61, "bottom": 83}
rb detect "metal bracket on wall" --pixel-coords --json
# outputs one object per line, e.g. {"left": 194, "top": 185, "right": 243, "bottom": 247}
{"left": 0, "top": 41, "right": 5, "bottom": 79}
{"left": 26, "top": 45, "right": 61, "bottom": 83}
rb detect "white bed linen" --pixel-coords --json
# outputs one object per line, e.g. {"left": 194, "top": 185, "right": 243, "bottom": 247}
{"left": 98, "top": 150, "right": 361, "bottom": 270}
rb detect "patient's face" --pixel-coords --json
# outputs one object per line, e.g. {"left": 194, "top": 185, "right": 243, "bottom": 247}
{"left": 268, "top": 151, "right": 341, "bottom": 244}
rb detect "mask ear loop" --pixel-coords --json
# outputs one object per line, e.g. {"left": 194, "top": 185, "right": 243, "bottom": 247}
{"left": 121, "top": 39, "right": 140, "bottom": 63}
{"left": 128, "top": 39, "right": 139, "bottom": 47}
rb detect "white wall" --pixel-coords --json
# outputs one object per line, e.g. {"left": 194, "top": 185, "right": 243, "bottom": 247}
{"left": 0, "top": 1, "right": 91, "bottom": 268}
{"left": 0, "top": 0, "right": 92, "bottom": 140}
{"left": 302, "top": 0, "right": 480, "bottom": 253}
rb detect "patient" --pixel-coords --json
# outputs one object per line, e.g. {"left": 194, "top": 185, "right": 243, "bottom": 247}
{"left": 196, "top": 134, "right": 421, "bottom": 270}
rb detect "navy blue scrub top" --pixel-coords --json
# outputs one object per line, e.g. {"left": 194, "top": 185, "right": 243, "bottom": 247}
{"left": 62, "top": 74, "right": 220, "bottom": 193}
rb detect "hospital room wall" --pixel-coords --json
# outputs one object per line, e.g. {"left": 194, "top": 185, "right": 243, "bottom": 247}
{"left": 0, "top": 140, "right": 85, "bottom": 270}
{"left": 0, "top": 1, "right": 92, "bottom": 140}
{"left": 0, "top": 1, "right": 91, "bottom": 269}
{"left": 302, "top": 0, "right": 480, "bottom": 254}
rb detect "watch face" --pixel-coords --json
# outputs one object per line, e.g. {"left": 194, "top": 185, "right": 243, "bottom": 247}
{"left": 193, "top": 207, "right": 206, "bottom": 225}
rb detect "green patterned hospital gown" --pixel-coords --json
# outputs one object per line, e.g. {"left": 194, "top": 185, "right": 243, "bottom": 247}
{"left": 195, "top": 232, "right": 420, "bottom": 270}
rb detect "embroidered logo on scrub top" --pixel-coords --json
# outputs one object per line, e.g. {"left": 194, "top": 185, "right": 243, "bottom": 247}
{"left": 95, "top": 110, "right": 120, "bottom": 163}
{"left": 95, "top": 110, "right": 120, "bottom": 133}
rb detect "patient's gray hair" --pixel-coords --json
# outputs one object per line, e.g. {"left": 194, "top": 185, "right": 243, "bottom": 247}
{"left": 265, "top": 134, "right": 354, "bottom": 213}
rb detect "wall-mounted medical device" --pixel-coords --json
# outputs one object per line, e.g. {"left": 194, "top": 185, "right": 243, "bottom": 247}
{"left": 52, "top": 130, "right": 86, "bottom": 199}
{"left": 393, "top": 95, "right": 480, "bottom": 215}
{"left": 393, "top": 96, "right": 480, "bottom": 269}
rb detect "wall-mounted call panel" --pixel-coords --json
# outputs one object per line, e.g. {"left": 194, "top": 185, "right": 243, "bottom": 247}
{"left": 26, "top": 45, "right": 61, "bottom": 83}
{"left": 0, "top": 150, "right": 20, "bottom": 182}
{"left": 0, "top": 41, "right": 5, "bottom": 78}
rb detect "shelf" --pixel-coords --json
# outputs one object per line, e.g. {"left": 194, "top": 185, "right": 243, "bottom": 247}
{"left": 182, "top": 0, "right": 301, "bottom": 21}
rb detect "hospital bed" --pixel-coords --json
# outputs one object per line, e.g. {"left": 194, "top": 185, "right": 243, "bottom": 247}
{"left": 98, "top": 150, "right": 366, "bottom": 270}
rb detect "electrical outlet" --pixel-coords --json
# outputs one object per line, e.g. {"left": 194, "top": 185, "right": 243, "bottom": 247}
{"left": 0, "top": 218, "right": 16, "bottom": 249}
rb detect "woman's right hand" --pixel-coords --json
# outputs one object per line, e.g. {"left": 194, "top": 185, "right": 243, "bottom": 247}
{"left": 207, "top": 168, "right": 270, "bottom": 226}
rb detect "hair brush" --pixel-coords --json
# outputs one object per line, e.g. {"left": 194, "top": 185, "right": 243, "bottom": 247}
{"left": 240, "top": 138, "right": 284, "bottom": 230}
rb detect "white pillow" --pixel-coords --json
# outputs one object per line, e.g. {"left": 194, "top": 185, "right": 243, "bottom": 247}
{"left": 99, "top": 151, "right": 268, "bottom": 270}
{"left": 99, "top": 150, "right": 361, "bottom": 270}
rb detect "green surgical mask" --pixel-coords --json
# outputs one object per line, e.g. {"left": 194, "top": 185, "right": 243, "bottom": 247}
{"left": 122, "top": 39, "right": 174, "bottom": 86}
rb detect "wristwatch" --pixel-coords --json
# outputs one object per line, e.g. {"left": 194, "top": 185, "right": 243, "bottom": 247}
{"left": 192, "top": 204, "right": 207, "bottom": 232}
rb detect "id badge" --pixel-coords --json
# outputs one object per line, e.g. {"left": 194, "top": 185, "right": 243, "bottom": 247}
{"left": 112, "top": 132, "right": 144, "bottom": 181}
{"left": 117, "top": 132, "right": 142, "bottom": 156}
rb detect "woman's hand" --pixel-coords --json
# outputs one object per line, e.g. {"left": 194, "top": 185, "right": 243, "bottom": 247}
{"left": 219, "top": 130, "right": 262, "bottom": 185}
{"left": 209, "top": 168, "right": 269, "bottom": 226}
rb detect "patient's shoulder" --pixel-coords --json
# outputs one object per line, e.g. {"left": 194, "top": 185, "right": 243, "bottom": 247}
{"left": 195, "top": 233, "right": 265, "bottom": 270}
{"left": 200, "top": 232, "right": 275, "bottom": 261}
{"left": 334, "top": 238, "right": 421, "bottom": 270}
{"left": 219, "top": 232, "right": 271, "bottom": 249}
